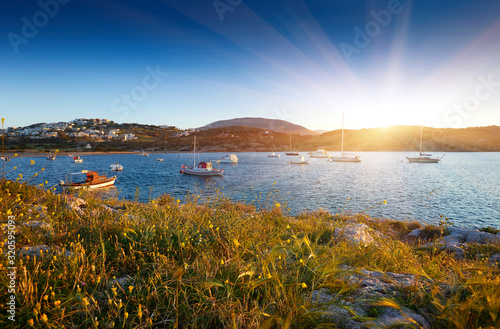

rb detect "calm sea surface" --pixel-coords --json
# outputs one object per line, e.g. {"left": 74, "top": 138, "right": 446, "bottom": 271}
{"left": 3, "top": 152, "right": 499, "bottom": 229}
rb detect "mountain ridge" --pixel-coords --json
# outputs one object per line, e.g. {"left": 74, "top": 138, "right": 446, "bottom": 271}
{"left": 199, "top": 117, "right": 318, "bottom": 135}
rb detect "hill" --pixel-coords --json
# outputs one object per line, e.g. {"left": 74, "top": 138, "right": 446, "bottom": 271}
{"left": 316, "top": 125, "right": 500, "bottom": 152}
{"left": 199, "top": 117, "right": 317, "bottom": 135}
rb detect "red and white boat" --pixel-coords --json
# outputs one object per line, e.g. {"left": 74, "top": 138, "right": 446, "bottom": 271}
{"left": 180, "top": 136, "right": 223, "bottom": 176}
{"left": 61, "top": 170, "right": 116, "bottom": 189}
{"left": 72, "top": 155, "right": 83, "bottom": 163}
{"left": 181, "top": 161, "right": 224, "bottom": 176}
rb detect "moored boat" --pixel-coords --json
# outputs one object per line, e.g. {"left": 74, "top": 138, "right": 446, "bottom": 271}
{"left": 407, "top": 126, "right": 444, "bottom": 163}
{"left": 220, "top": 154, "right": 238, "bottom": 164}
{"left": 181, "top": 161, "right": 224, "bottom": 176}
{"left": 72, "top": 155, "right": 83, "bottom": 163}
{"left": 180, "top": 136, "right": 223, "bottom": 176}
{"left": 61, "top": 170, "right": 116, "bottom": 189}
{"left": 110, "top": 163, "right": 123, "bottom": 171}
{"left": 157, "top": 158, "right": 164, "bottom": 162}
{"left": 268, "top": 152, "right": 280, "bottom": 158}
{"left": 138, "top": 150, "right": 149, "bottom": 157}
{"left": 285, "top": 133, "right": 299, "bottom": 156}
{"left": 47, "top": 152, "right": 57, "bottom": 160}
{"left": 308, "top": 148, "right": 331, "bottom": 158}
{"left": 330, "top": 113, "right": 361, "bottom": 163}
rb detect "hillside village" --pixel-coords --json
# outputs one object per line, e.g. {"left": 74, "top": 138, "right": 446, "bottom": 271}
{"left": 3, "top": 118, "right": 196, "bottom": 142}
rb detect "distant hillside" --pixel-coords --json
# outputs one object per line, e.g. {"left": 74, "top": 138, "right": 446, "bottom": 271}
{"left": 199, "top": 117, "right": 317, "bottom": 135}
{"left": 316, "top": 125, "right": 500, "bottom": 152}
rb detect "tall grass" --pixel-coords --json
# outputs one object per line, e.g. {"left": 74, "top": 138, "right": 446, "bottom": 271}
{"left": 1, "top": 179, "right": 499, "bottom": 328}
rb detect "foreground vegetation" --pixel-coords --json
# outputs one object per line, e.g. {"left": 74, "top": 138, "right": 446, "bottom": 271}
{"left": 1, "top": 179, "right": 499, "bottom": 328}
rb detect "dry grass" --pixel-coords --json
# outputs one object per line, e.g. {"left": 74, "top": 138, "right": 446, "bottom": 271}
{"left": 1, "top": 178, "right": 499, "bottom": 328}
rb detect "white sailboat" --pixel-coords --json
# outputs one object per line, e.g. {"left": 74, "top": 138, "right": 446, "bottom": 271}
{"left": 285, "top": 133, "right": 299, "bottom": 156}
{"left": 407, "top": 125, "right": 443, "bottom": 163}
{"left": 308, "top": 148, "right": 331, "bottom": 158}
{"left": 180, "top": 136, "right": 224, "bottom": 176}
{"left": 330, "top": 113, "right": 361, "bottom": 162}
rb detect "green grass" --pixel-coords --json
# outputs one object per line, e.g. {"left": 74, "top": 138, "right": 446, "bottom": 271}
{"left": 1, "top": 179, "right": 499, "bottom": 328}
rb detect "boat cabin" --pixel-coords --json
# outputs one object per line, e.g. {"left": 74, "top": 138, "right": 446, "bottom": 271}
{"left": 198, "top": 162, "right": 212, "bottom": 170}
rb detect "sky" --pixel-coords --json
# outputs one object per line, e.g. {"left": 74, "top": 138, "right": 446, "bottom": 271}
{"left": 1, "top": 0, "right": 500, "bottom": 131}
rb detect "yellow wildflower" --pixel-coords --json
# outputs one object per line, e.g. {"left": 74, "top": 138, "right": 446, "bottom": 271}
{"left": 124, "top": 312, "right": 129, "bottom": 320}
{"left": 275, "top": 203, "right": 281, "bottom": 208}
{"left": 28, "top": 319, "right": 34, "bottom": 327}
{"left": 54, "top": 300, "right": 61, "bottom": 307}
{"left": 30, "top": 160, "right": 35, "bottom": 165}
{"left": 40, "top": 314, "right": 48, "bottom": 322}
{"left": 301, "top": 282, "right": 307, "bottom": 288}
{"left": 128, "top": 285, "right": 134, "bottom": 294}
{"left": 220, "top": 259, "right": 224, "bottom": 265}
{"left": 383, "top": 200, "right": 387, "bottom": 204}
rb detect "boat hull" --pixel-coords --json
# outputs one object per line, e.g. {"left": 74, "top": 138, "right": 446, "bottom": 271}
{"left": 285, "top": 152, "right": 299, "bottom": 156}
{"left": 330, "top": 157, "right": 361, "bottom": 162}
{"left": 63, "top": 177, "right": 116, "bottom": 189}
{"left": 180, "top": 165, "right": 223, "bottom": 176}
{"left": 407, "top": 157, "right": 440, "bottom": 163}
{"left": 73, "top": 159, "right": 83, "bottom": 163}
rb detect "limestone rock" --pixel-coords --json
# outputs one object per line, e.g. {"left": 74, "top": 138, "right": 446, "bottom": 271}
{"left": 466, "top": 231, "right": 500, "bottom": 244}
{"left": 23, "top": 221, "right": 54, "bottom": 239}
{"left": 369, "top": 307, "right": 430, "bottom": 329}
{"left": 334, "top": 223, "right": 374, "bottom": 245}
{"left": 18, "top": 245, "right": 73, "bottom": 258}
{"left": 489, "top": 253, "right": 500, "bottom": 266}
{"left": 66, "top": 196, "right": 87, "bottom": 215}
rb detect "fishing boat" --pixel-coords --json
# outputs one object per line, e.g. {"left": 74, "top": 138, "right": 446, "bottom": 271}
{"left": 1, "top": 156, "right": 10, "bottom": 162}
{"left": 288, "top": 156, "right": 309, "bottom": 164}
{"left": 407, "top": 126, "right": 444, "bottom": 163}
{"left": 330, "top": 113, "right": 361, "bottom": 162}
{"left": 308, "top": 148, "right": 331, "bottom": 158}
{"left": 72, "top": 155, "right": 83, "bottom": 163}
{"left": 268, "top": 152, "right": 280, "bottom": 158}
{"left": 180, "top": 136, "right": 223, "bottom": 176}
{"left": 110, "top": 163, "right": 123, "bottom": 171}
{"left": 138, "top": 150, "right": 149, "bottom": 157}
{"left": 220, "top": 154, "right": 238, "bottom": 164}
{"left": 285, "top": 133, "right": 299, "bottom": 156}
{"left": 60, "top": 170, "right": 116, "bottom": 189}
{"left": 47, "top": 152, "right": 56, "bottom": 160}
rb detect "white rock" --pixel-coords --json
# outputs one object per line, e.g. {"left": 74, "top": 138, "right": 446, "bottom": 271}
{"left": 334, "top": 223, "right": 374, "bottom": 245}
{"left": 407, "top": 228, "right": 423, "bottom": 238}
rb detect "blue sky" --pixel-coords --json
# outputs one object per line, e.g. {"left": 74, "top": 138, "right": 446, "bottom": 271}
{"left": 1, "top": 0, "right": 499, "bottom": 130}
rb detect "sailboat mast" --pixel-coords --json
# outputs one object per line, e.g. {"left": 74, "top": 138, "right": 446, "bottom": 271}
{"left": 193, "top": 136, "right": 196, "bottom": 167}
{"left": 419, "top": 125, "right": 423, "bottom": 155}
{"left": 341, "top": 113, "right": 344, "bottom": 155}
{"left": 289, "top": 133, "right": 292, "bottom": 151}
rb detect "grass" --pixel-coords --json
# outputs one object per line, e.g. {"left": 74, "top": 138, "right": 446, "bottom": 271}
{"left": 1, "top": 179, "right": 500, "bottom": 328}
